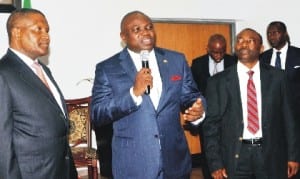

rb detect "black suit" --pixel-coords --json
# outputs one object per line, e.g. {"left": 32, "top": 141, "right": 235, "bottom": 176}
{"left": 260, "top": 46, "right": 300, "bottom": 119}
{"left": 191, "top": 54, "right": 236, "bottom": 179}
{"left": 260, "top": 46, "right": 300, "bottom": 178}
{"left": 0, "top": 49, "right": 77, "bottom": 179}
{"left": 203, "top": 62, "right": 299, "bottom": 178}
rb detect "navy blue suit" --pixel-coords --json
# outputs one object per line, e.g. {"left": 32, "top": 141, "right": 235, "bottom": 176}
{"left": 91, "top": 47, "right": 206, "bottom": 178}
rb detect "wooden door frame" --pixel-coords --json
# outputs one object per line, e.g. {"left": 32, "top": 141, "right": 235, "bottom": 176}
{"left": 152, "top": 18, "right": 236, "bottom": 54}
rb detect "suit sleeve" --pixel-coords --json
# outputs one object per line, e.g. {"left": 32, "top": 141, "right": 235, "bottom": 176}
{"left": 180, "top": 54, "right": 206, "bottom": 111}
{"left": 0, "top": 74, "right": 21, "bottom": 178}
{"left": 91, "top": 63, "right": 139, "bottom": 126}
{"left": 202, "top": 76, "right": 224, "bottom": 172}
{"left": 282, "top": 74, "right": 300, "bottom": 162}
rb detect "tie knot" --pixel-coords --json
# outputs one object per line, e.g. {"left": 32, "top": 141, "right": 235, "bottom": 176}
{"left": 32, "top": 61, "right": 41, "bottom": 69}
{"left": 276, "top": 51, "right": 281, "bottom": 55}
{"left": 247, "top": 70, "right": 254, "bottom": 78}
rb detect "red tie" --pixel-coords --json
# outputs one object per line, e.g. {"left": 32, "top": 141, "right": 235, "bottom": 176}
{"left": 247, "top": 70, "right": 259, "bottom": 134}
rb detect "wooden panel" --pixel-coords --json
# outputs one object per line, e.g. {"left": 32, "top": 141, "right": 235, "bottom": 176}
{"left": 154, "top": 22, "right": 232, "bottom": 66}
{"left": 153, "top": 22, "right": 233, "bottom": 154}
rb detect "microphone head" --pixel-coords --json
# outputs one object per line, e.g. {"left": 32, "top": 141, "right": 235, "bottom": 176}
{"left": 140, "top": 50, "right": 149, "bottom": 61}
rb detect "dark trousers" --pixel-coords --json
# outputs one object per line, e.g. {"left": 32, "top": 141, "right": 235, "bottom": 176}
{"left": 199, "top": 124, "right": 212, "bottom": 179}
{"left": 94, "top": 124, "right": 113, "bottom": 178}
{"left": 232, "top": 143, "right": 268, "bottom": 179}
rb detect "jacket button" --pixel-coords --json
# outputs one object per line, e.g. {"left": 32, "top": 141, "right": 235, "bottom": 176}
{"left": 154, "top": 134, "right": 159, "bottom": 138}
{"left": 235, "top": 154, "right": 239, "bottom": 158}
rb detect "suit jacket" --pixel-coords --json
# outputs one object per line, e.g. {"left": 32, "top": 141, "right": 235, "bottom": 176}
{"left": 0, "top": 49, "right": 77, "bottom": 179}
{"left": 91, "top": 47, "right": 206, "bottom": 179}
{"left": 203, "top": 62, "right": 299, "bottom": 178}
{"left": 260, "top": 46, "right": 300, "bottom": 118}
{"left": 191, "top": 54, "right": 237, "bottom": 96}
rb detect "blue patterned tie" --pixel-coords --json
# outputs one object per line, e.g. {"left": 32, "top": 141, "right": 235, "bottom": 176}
{"left": 275, "top": 51, "right": 281, "bottom": 69}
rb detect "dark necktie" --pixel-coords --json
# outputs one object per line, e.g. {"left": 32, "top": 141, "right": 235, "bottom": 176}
{"left": 247, "top": 70, "right": 259, "bottom": 134}
{"left": 275, "top": 51, "right": 281, "bottom": 69}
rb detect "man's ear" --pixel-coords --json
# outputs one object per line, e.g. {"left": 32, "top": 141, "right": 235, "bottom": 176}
{"left": 260, "top": 45, "right": 264, "bottom": 54}
{"left": 11, "top": 27, "right": 21, "bottom": 40}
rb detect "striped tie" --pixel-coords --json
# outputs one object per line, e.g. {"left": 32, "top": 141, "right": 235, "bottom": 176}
{"left": 247, "top": 70, "right": 259, "bottom": 134}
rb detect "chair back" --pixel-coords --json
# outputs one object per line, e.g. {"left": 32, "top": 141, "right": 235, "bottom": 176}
{"left": 65, "top": 96, "right": 92, "bottom": 148}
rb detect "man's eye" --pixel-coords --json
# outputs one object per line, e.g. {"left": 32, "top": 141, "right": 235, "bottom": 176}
{"left": 145, "top": 25, "right": 153, "bottom": 30}
{"left": 131, "top": 27, "right": 140, "bottom": 33}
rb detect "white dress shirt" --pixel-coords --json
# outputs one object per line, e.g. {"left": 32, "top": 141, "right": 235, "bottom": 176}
{"left": 209, "top": 56, "right": 224, "bottom": 76}
{"left": 128, "top": 49, "right": 162, "bottom": 109}
{"left": 270, "top": 42, "right": 288, "bottom": 70}
{"left": 237, "top": 61, "right": 262, "bottom": 139}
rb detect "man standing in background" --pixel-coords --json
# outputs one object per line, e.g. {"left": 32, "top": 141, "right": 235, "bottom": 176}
{"left": 260, "top": 21, "right": 300, "bottom": 179}
{"left": 0, "top": 8, "right": 77, "bottom": 179}
{"left": 191, "top": 33, "right": 236, "bottom": 179}
{"left": 191, "top": 34, "right": 236, "bottom": 96}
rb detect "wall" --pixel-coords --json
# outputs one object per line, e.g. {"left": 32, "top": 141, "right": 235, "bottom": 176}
{"left": 0, "top": 0, "right": 299, "bottom": 98}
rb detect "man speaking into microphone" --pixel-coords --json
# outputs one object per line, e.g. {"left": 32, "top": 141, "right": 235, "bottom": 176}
{"left": 91, "top": 10, "right": 206, "bottom": 179}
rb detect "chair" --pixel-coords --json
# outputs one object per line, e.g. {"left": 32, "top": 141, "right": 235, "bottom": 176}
{"left": 65, "top": 96, "right": 98, "bottom": 179}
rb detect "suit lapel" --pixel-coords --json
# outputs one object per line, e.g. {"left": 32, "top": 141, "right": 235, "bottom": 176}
{"left": 119, "top": 48, "right": 137, "bottom": 82}
{"left": 41, "top": 63, "right": 68, "bottom": 115}
{"left": 260, "top": 63, "right": 272, "bottom": 128}
{"left": 154, "top": 48, "right": 170, "bottom": 112}
{"left": 225, "top": 65, "right": 243, "bottom": 127}
{"left": 203, "top": 56, "right": 211, "bottom": 77}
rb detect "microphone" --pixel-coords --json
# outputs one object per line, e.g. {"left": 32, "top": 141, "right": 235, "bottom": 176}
{"left": 140, "top": 50, "right": 150, "bottom": 95}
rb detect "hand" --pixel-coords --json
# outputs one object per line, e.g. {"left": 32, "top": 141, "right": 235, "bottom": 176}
{"left": 211, "top": 168, "right": 228, "bottom": 179}
{"left": 288, "top": 161, "right": 299, "bottom": 178}
{"left": 133, "top": 68, "right": 153, "bottom": 96}
{"left": 182, "top": 98, "right": 204, "bottom": 122}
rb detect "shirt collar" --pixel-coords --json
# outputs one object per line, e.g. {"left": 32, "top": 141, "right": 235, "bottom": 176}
{"left": 9, "top": 48, "right": 38, "bottom": 66}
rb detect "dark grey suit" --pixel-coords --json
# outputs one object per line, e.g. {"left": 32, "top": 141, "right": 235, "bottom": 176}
{"left": 0, "top": 49, "right": 77, "bottom": 179}
{"left": 203, "top": 62, "right": 299, "bottom": 178}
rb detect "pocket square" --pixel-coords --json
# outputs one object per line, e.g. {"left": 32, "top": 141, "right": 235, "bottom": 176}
{"left": 171, "top": 75, "right": 182, "bottom": 81}
{"left": 294, "top": 65, "right": 300, "bottom": 69}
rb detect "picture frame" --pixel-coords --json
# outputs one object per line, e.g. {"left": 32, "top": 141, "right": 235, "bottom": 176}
{"left": 0, "top": 0, "right": 21, "bottom": 13}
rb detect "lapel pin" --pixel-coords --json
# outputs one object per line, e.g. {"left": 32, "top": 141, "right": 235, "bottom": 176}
{"left": 163, "top": 59, "right": 168, "bottom": 63}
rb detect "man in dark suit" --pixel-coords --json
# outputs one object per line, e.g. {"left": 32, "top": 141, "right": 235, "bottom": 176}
{"left": 91, "top": 10, "right": 206, "bottom": 179}
{"left": 260, "top": 21, "right": 300, "bottom": 146}
{"left": 0, "top": 9, "right": 77, "bottom": 179}
{"left": 191, "top": 34, "right": 236, "bottom": 179}
{"left": 203, "top": 28, "right": 299, "bottom": 178}
{"left": 191, "top": 34, "right": 237, "bottom": 96}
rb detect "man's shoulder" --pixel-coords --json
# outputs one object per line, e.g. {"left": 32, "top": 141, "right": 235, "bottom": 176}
{"left": 191, "top": 54, "right": 209, "bottom": 66}
{"left": 154, "top": 47, "right": 184, "bottom": 56}
{"left": 96, "top": 51, "right": 123, "bottom": 67}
